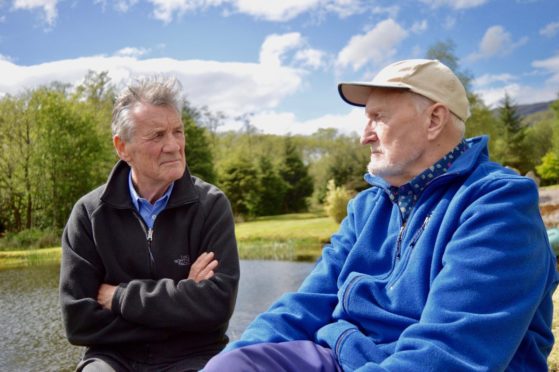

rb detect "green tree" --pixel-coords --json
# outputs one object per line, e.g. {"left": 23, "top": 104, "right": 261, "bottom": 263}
{"left": 182, "top": 110, "right": 217, "bottom": 183}
{"left": 308, "top": 129, "right": 369, "bottom": 202}
{"left": 464, "top": 93, "right": 503, "bottom": 159}
{"left": 497, "top": 94, "right": 529, "bottom": 173}
{"left": 29, "top": 87, "right": 106, "bottom": 228}
{"left": 279, "top": 137, "right": 314, "bottom": 213}
{"left": 256, "top": 156, "right": 287, "bottom": 216}
{"left": 524, "top": 118, "right": 554, "bottom": 172}
{"left": 536, "top": 98, "right": 559, "bottom": 184}
{"left": 218, "top": 157, "right": 260, "bottom": 218}
{"left": 0, "top": 95, "right": 34, "bottom": 231}
{"left": 72, "top": 70, "right": 116, "bottom": 180}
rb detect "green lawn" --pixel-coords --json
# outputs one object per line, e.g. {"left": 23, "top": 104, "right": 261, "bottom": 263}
{"left": 0, "top": 246, "right": 61, "bottom": 269}
{"left": 235, "top": 212, "right": 339, "bottom": 261}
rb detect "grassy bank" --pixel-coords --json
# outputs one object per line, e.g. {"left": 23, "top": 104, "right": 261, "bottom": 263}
{"left": 235, "top": 212, "right": 338, "bottom": 261}
{"left": 0, "top": 247, "right": 61, "bottom": 269}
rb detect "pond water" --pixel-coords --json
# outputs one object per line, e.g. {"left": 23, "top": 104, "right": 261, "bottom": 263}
{"left": 0, "top": 260, "right": 315, "bottom": 371}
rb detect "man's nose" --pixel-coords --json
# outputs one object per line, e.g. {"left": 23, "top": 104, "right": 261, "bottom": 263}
{"left": 162, "top": 133, "right": 182, "bottom": 152}
{"left": 360, "top": 120, "right": 377, "bottom": 145}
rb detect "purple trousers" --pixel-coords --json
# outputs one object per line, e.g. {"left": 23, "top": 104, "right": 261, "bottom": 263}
{"left": 202, "top": 340, "right": 342, "bottom": 372}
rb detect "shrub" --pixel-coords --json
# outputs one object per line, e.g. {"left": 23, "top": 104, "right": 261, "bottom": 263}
{"left": 324, "top": 179, "right": 351, "bottom": 224}
{"left": 0, "top": 228, "right": 61, "bottom": 251}
{"left": 537, "top": 152, "right": 559, "bottom": 185}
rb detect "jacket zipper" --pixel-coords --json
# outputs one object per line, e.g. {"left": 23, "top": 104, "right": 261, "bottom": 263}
{"left": 395, "top": 213, "right": 431, "bottom": 262}
{"left": 409, "top": 214, "right": 431, "bottom": 249}
{"left": 395, "top": 222, "right": 407, "bottom": 261}
{"left": 133, "top": 213, "right": 156, "bottom": 277}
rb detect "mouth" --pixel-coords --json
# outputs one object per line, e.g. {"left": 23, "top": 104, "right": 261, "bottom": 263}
{"left": 161, "top": 159, "right": 181, "bottom": 166}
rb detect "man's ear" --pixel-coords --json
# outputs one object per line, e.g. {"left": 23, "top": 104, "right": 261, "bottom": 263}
{"left": 426, "top": 103, "right": 450, "bottom": 141}
{"left": 113, "top": 135, "right": 130, "bottom": 162}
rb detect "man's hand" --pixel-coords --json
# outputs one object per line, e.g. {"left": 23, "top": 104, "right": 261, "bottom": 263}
{"left": 188, "top": 251, "right": 219, "bottom": 283}
{"left": 97, "top": 283, "right": 117, "bottom": 310}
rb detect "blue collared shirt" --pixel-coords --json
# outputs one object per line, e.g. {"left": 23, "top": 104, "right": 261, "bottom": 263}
{"left": 128, "top": 171, "right": 174, "bottom": 229}
{"left": 387, "top": 139, "right": 469, "bottom": 221}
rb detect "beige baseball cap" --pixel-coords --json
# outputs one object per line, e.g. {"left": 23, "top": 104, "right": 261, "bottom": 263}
{"left": 338, "top": 59, "right": 470, "bottom": 122}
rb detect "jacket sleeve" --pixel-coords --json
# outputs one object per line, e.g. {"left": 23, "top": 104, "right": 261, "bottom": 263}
{"left": 350, "top": 177, "right": 557, "bottom": 371}
{"left": 223, "top": 198, "right": 360, "bottom": 352}
{"left": 110, "top": 190, "right": 240, "bottom": 332}
{"left": 59, "top": 200, "right": 174, "bottom": 346}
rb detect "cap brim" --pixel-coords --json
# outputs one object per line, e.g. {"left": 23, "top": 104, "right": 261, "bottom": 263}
{"left": 338, "top": 82, "right": 410, "bottom": 107}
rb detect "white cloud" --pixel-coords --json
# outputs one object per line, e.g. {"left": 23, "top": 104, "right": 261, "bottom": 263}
{"left": 473, "top": 54, "right": 559, "bottom": 107}
{"left": 259, "top": 32, "right": 327, "bottom": 70}
{"left": 540, "top": 21, "right": 559, "bottom": 38}
{"left": 0, "top": 36, "right": 307, "bottom": 117}
{"left": 337, "top": 19, "right": 408, "bottom": 71}
{"left": 114, "top": 47, "right": 150, "bottom": 58}
{"left": 233, "top": 0, "right": 320, "bottom": 21}
{"left": 533, "top": 53, "right": 559, "bottom": 83}
{"left": 472, "top": 73, "right": 515, "bottom": 87}
{"left": 248, "top": 107, "right": 365, "bottom": 136}
{"left": 467, "top": 25, "right": 528, "bottom": 62}
{"left": 12, "top": 0, "right": 58, "bottom": 26}
{"left": 94, "top": 0, "right": 138, "bottom": 12}
{"left": 294, "top": 48, "right": 326, "bottom": 70}
{"left": 411, "top": 19, "right": 428, "bottom": 33}
{"left": 147, "top": 0, "right": 225, "bottom": 23}
{"left": 140, "top": 0, "right": 367, "bottom": 23}
{"left": 231, "top": 0, "right": 367, "bottom": 22}
{"left": 322, "top": 0, "right": 368, "bottom": 19}
{"left": 371, "top": 5, "right": 399, "bottom": 19}
{"left": 115, "top": 0, "right": 139, "bottom": 12}
{"left": 419, "top": 0, "right": 488, "bottom": 9}
{"left": 259, "top": 33, "right": 304, "bottom": 66}
{"left": 475, "top": 83, "right": 558, "bottom": 107}
{"left": 0, "top": 53, "right": 13, "bottom": 62}
{"left": 444, "top": 16, "right": 456, "bottom": 30}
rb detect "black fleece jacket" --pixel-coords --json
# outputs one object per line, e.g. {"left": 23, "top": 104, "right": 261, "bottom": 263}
{"left": 59, "top": 160, "right": 239, "bottom": 363}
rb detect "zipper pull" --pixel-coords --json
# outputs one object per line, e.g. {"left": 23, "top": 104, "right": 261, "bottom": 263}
{"left": 147, "top": 228, "right": 153, "bottom": 241}
{"left": 395, "top": 223, "right": 406, "bottom": 260}
{"left": 410, "top": 214, "right": 431, "bottom": 248}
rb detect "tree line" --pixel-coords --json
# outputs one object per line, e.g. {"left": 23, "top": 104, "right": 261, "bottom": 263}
{"left": 1, "top": 43, "right": 559, "bottom": 236}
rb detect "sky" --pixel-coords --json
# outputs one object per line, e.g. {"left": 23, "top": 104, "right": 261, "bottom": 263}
{"left": 0, "top": 0, "right": 558, "bottom": 136}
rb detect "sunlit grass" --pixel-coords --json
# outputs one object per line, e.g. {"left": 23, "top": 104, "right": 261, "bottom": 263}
{"left": 236, "top": 212, "right": 338, "bottom": 241}
{"left": 0, "top": 247, "right": 61, "bottom": 269}
{"left": 235, "top": 211, "right": 339, "bottom": 261}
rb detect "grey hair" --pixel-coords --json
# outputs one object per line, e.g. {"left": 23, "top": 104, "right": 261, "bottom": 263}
{"left": 408, "top": 91, "right": 466, "bottom": 138}
{"left": 112, "top": 75, "right": 183, "bottom": 142}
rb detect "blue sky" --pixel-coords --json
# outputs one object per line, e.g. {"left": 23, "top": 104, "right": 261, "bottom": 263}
{"left": 0, "top": 0, "right": 558, "bottom": 135}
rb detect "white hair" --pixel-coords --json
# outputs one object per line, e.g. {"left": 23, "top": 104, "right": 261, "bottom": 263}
{"left": 112, "top": 75, "right": 183, "bottom": 142}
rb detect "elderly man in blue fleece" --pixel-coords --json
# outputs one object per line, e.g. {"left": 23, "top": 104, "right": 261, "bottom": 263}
{"left": 204, "top": 59, "right": 558, "bottom": 372}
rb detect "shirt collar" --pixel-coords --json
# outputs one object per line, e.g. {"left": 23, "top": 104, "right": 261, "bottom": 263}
{"left": 128, "top": 170, "right": 174, "bottom": 210}
{"left": 388, "top": 139, "right": 469, "bottom": 221}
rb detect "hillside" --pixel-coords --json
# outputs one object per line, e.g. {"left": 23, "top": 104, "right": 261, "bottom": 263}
{"left": 517, "top": 100, "right": 555, "bottom": 117}
{"left": 491, "top": 100, "right": 555, "bottom": 125}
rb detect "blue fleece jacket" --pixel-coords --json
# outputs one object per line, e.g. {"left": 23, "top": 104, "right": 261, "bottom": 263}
{"left": 226, "top": 136, "right": 558, "bottom": 371}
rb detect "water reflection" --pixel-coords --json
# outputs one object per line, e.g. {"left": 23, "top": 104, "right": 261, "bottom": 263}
{"left": 0, "top": 260, "right": 315, "bottom": 371}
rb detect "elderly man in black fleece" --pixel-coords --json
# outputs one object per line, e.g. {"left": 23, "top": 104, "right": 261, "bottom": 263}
{"left": 59, "top": 76, "right": 239, "bottom": 372}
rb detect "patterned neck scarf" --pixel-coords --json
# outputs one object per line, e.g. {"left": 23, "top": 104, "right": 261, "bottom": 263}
{"left": 387, "top": 139, "right": 468, "bottom": 221}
